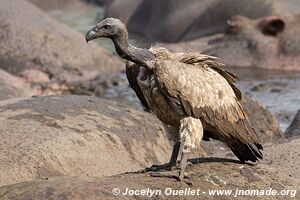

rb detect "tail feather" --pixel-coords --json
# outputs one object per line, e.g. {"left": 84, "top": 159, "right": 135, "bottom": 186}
{"left": 228, "top": 140, "right": 263, "bottom": 163}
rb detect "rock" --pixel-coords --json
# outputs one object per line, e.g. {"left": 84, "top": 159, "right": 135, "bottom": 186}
{"left": 0, "top": 0, "right": 123, "bottom": 86}
{"left": 26, "top": 0, "right": 79, "bottom": 11}
{"left": 19, "top": 69, "right": 50, "bottom": 83}
{"left": 165, "top": 14, "right": 300, "bottom": 71}
{"left": 163, "top": 34, "right": 219, "bottom": 54}
{"left": 0, "top": 95, "right": 171, "bottom": 187}
{"left": 106, "top": 0, "right": 300, "bottom": 42}
{"left": 214, "top": 136, "right": 300, "bottom": 180}
{"left": 262, "top": 137, "right": 300, "bottom": 179}
{"left": 204, "top": 15, "right": 300, "bottom": 71}
{"left": 241, "top": 96, "right": 282, "bottom": 143}
{"left": 0, "top": 161, "right": 299, "bottom": 200}
{"left": 0, "top": 69, "right": 35, "bottom": 100}
{"left": 105, "top": 0, "right": 143, "bottom": 24}
{"left": 285, "top": 110, "right": 300, "bottom": 137}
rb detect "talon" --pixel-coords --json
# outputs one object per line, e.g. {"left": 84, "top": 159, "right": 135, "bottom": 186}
{"left": 179, "top": 171, "right": 194, "bottom": 181}
{"left": 187, "top": 161, "right": 193, "bottom": 167}
{"left": 179, "top": 172, "right": 184, "bottom": 181}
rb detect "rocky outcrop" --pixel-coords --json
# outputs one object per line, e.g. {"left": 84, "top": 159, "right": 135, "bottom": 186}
{"left": 285, "top": 110, "right": 300, "bottom": 137}
{"left": 0, "top": 161, "right": 299, "bottom": 200}
{"left": 241, "top": 96, "right": 282, "bottom": 143}
{"left": 0, "top": 95, "right": 171, "bottom": 187}
{"left": 262, "top": 137, "right": 300, "bottom": 179}
{"left": 165, "top": 15, "right": 300, "bottom": 71}
{"left": 0, "top": 69, "right": 35, "bottom": 100}
{"left": 216, "top": 136, "right": 300, "bottom": 180}
{"left": 205, "top": 15, "right": 300, "bottom": 71}
{"left": 105, "top": 0, "right": 143, "bottom": 24}
{"left": 0, "top": 0, "right": 123, "bottom": 86}
{"left": 106, "top": 0, "right": 300, "bottom": 42}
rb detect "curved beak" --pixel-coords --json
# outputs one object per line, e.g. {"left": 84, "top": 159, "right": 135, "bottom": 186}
{"left": 85, "top": 27, "right": 97, "bottom": 43}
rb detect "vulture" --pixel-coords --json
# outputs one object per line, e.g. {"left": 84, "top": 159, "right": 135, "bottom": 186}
{"left": 86, "top": 18, "right": 263, "bottom": 181}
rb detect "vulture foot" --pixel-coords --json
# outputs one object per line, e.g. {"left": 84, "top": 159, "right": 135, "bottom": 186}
{"left": 142, "top": 142, "right": 181, "bottom": 173}
{"left": 145, "top": 152, "right": 193, "bottom": 181}
{"left": 178, "top": 151, "right": 189, "bottom": 181}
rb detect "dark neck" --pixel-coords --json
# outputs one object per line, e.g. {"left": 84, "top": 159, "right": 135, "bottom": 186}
{"left": 112, "top": 33, "right": 155, "bottom": 67}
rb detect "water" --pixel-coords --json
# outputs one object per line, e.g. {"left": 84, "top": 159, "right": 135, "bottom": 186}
{"left": 234, "top": 70, "right": 300, "bottom": 131}
{"left": 49, "top": 2, "right": 300, "bottom": 132}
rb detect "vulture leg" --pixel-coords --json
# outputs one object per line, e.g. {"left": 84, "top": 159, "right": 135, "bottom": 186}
{"left": 178, "top": 117, "right": 203, "bottom": 181}
{"left": 144, "top": 125, "right": 180, "bottom": 172}
{"left": 144, "top": 142, "right": 180, "bottom": 172}
{"left": 148, "top": 117, "right": 203, "bottom": 181}
{"left": 163, "top": 124, "right": 181, "bottom": 166}
{"left": 169, "top": 142, "right": 180, "bottom": 166}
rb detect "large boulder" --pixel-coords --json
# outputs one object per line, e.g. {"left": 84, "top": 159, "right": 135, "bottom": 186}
{"left": 105, "top": 0, "right": 143, "bottom": 24}
{"left": 216, "top": 136, "right": 300, "bottom": 180}
{"left": 241, "top": 96, "right": 282, "bottom": 143}
{"left": 262, "top": 137, "right": 300, "bottom": 179}
{"left": 0, "top": 161, "right": 299, "bottom": 200}
{"left": 106, "top": 0, "right": 300, "bottom": 42}
{"left": 0, "top": 69, "right": 35, "bottom": 100}
{"left": 0, "top": 95, "right": 171, "bottom": 187}
{"left": 164, "top": 14, "right": 300, "bottom": 71}
{"left": 205, "top": 15, "right": 300, "bottom": 71}
{"left": 0, "top": 0, "right": 122, "bottom": 86}
{"left": 285, "top": 110, "right": 300, "bottom": 137}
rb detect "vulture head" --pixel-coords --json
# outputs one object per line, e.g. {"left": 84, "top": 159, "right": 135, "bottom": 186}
{"left": 85, "top": 18, "right": 127, "bottom": 42}
{"left": 86, "top": 17, "right": 155, "bottom": 68}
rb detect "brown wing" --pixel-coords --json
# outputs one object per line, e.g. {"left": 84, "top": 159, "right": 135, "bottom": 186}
{"left": 154, "top": 59, "right": 262, "bottom": 162}
{"left": 175, "top": 51, "right": 242, "bottom": 100}
{"left": 126, "top": 61, "right": 150, "bottom": 110}
{"left": 150, "top": 46, "right": 242, "bottom": 100}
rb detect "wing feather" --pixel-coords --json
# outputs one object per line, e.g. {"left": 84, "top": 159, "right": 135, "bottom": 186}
{"left": 150, "top": 46, "right": 242, "bottom": 100}
{"left": 126, "top": 61, "right": 150, "bottom": 110}
{"left": 153, "top": 59, "right": 262, "bottom": 161}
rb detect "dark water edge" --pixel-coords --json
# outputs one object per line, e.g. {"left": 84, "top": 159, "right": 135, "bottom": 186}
{"left": 234, "top": 68, "right": 300, "bottom": 131}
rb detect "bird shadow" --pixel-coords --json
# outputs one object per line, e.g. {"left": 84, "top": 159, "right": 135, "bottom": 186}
{"left": 189, "top": 156, "right": 243, "bottom": 165}
{"left": 129, "top": 156, "right": 255, "bottom": 175}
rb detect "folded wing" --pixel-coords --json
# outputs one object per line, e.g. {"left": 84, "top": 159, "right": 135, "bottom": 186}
{"left": 153, "top": 58, "right": 262, "bottom": 162}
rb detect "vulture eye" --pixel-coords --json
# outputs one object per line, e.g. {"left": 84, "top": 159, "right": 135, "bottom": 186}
{"left": 103, "top": 25, "right": 110, "bottom": 29}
